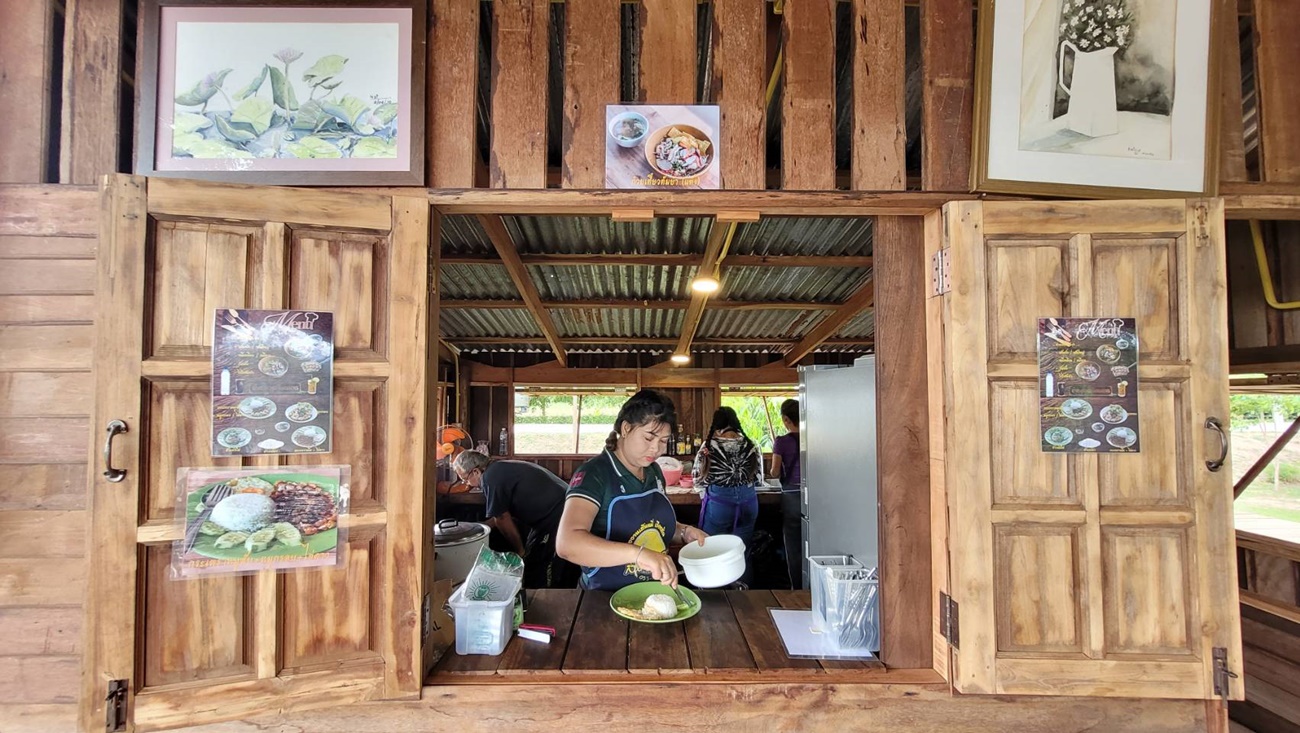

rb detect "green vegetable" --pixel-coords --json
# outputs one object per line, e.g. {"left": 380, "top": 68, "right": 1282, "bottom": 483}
{"left": 271, "top": 522, "right": 302, "bottom": 547}
{"left": 198, "top": 521, "right": 227, "bottom": 536}
{"left": 213, "top": 531, "right": 249, "bottom": 549}
{"left": 244, "top": 526, "right": 277, "bottom": 553}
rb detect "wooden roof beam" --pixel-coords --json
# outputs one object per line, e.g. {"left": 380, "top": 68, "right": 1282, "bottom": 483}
{"left": 475, "top": 214, "right": 568, "bottom": 366}
{"left": 441, "top": 254, "right": 874, "bottom": 268}
{"left": 449, "top": 336, "right": 875, "bottom": 347}
{"left": 784, "top": 278, "right": 875, "bottom": 366}
{"left": 441, "top": 298, "right": 840, "bottom": 310}
{"left": 674, "top": 221, "right": 733, "bottom": 361}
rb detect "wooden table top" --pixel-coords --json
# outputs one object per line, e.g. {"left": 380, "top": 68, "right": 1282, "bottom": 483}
{"left": 430, "top": 589, "right": 895, "bottom": 683}
{"left": 439, "top": 488, "right": 782, "bottom": 506}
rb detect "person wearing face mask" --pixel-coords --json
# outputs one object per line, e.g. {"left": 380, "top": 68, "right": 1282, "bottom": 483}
{"left": 556, "top": 388, "right": 709, "bottom": 591}
{"left": 692, "top": 406, "right": 764, "bottom": 585}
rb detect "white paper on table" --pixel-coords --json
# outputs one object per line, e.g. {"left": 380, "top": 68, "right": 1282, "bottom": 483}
{"left": 768, "top": 609, "right": 879, "bottom": 661}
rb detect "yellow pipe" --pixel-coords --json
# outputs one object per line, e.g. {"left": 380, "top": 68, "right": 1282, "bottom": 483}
{"left": 1250, "top": 220, "right": 1300, "bottom": 310}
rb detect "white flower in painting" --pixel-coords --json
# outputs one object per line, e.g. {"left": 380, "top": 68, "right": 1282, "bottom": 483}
{"left": 1061, "top": 22, "right": 1068, "bottom": 32}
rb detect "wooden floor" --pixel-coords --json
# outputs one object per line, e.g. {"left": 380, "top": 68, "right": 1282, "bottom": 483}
{"left": 431, "top": 588, "right": 900, "bottom": 682}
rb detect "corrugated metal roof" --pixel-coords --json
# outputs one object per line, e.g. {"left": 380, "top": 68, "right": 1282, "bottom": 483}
{"left": 698, "top": 309, "right": 825, "bottom": 340}
{"left": 441, "top": 215, "right": 713, "bottom": 256}
{"left": 531, "top": 264, "right": 695, "bottom": 301}
{"left": 441, "top": 309, "right": 539, "bottom": 338}
{"left": 729, "top": 217, "right": 873, "bottom": 257}
{"left": 836, "top": 310, "right": 877, "bottom": 339}
{"left": 721, "top": 267, "right": 870, "bottom": 303}
{"left": 553, "top": 308, "right": 683, "bottom": 339}
{"left": 439, "top": 264, "right": 519, "bottom": 300}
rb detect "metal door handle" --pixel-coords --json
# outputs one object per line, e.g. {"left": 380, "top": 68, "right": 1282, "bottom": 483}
{"left": 1205, "top": 417, "right": 1228, "bottom": 472}
{"left": 103, "top": 420, "right": 128, "bottom": 483}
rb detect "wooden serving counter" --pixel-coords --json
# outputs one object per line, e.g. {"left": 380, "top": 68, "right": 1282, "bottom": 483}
{"left": 430, "top": 588, "right": 896, "bottom": 683}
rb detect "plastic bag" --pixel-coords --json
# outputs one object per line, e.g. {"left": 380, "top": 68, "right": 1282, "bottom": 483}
{"left": 463, "top": 545, "right": 523, "bottom": 602}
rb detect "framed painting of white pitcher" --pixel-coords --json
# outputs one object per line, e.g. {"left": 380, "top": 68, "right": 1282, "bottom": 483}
{"left": 971, "top": 0, "right": 1221, "bottom": 197}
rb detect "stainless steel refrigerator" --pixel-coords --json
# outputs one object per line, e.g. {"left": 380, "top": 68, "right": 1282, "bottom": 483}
{"left": 798, "top": 356, "right": 880, "bottom": 585}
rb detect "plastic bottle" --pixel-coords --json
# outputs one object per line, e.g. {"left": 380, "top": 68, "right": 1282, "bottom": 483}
{"left": 498, "top": 428, "right": 509, "bottom": 456}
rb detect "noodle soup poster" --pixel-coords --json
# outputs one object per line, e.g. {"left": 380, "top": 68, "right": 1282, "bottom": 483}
{"left": 171, "top": 466, "right": 350, "bottom": 579}
{"left": 605, "top": 105, "right": 720, "bottom": 189}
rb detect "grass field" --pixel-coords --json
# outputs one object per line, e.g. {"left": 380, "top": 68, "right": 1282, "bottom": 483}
{"left": 1232, "top": 427, "right": 1300, "bottom": 533}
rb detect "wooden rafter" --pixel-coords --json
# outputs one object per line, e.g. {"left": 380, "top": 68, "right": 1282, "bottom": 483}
{"left": 441, "top": 253, "right": 874, "bottom": 268}
{"left": 440, "top": 298, "right": 839, "bottom": 311}
{"left": 784, "top": 278, "right": 875, "bottom": 366}
{"left": 475, "top": 214, "right": 568, "bottom": 366}
{"left": 674, "top": 221, "right": 733, "bottom": 360}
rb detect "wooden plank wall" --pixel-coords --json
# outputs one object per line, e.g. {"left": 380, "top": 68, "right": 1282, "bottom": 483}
{"left": 1233, "top": 537, "right": 1300, "bottom": 731}
{"left": 0, "top": 185, "right": 98, "bottom": 733}
{"left": 0, "top": 1, "right": 54, "bottom": 183}
{"left": 425, "top": 1, "right": 970, "bottom": 192}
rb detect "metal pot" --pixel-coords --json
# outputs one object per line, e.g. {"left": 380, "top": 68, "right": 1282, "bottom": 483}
{"left": 433, "top": 518, "right": 489, "bottom": 585}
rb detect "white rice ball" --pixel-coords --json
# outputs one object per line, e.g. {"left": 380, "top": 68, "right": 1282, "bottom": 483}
{"left": 209, "top": 493, "right": 275, "bottom": 532}
{"left": 642, "top": 593, "right": 679, "bottom": 620}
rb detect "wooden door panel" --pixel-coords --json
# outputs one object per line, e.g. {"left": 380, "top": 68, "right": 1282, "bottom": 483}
{"left": 995, "top": 526, "right": 1082, "bottom": 653}
{"left": 1101, "top": 528, "right": 1194, "bottom": 656}
{"left": 83, "top": 177, "right": 427, "bottom": 732}
{"left": 1091, "top": 238, "right": 1180, "bottom": 362}
{"left": 281, "top": 536, "right": 379, "bottom": 672}
{"left": 1098, "top": 383, "right": 1185, "bottom": 507}
{"left": 990, "top": 382, "right": 1073, "bottom": 506}
{"left": 930, "top": 199, "right": 1241, "bottom": 700}
{"left": 987, "top": 241, "right": 1069, "bottom": 361}
{"left": 289, "top": 231, "right": 388, "bottom": 359}
{"left": 141, "top": 546, "right": 254, "bottom": 687}
{"left": 145, "top": 381, "right": 239, "bottom": 522}
{"left": 293, "top": 382, "right": 382, "bottom": 505}
{"left": 150, "top": 222, "right": 262, "bottom": 357}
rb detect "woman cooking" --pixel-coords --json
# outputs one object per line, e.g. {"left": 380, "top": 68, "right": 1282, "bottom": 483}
{"left": 556, "top": 389, "right": 708, "bottom": 590}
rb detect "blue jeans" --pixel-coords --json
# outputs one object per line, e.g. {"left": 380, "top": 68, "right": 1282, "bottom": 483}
{"left": 699, "top": 483, "right": 759, "bottom": 584}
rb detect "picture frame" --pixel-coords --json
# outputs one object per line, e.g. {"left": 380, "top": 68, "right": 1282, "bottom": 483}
{"left": 136, "top": 0, "right": 425, "bottom": 186}
{"left": 971, "top": 0, "right": 1221, "bottom": 198}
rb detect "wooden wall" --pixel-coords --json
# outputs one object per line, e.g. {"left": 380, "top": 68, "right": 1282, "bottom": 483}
{"left": 1233, "top": 533, "right": 1300, "bottom": 731}
{"left": 0, "top": 185, "right": 98, "bottom": 733}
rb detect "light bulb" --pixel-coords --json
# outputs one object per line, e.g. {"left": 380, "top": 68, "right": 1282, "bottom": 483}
{"left": 691, "top": 276, "right": 720, "bottom": 294}
{"left": 670, "top": 353, "right": 691, "bottom": 364}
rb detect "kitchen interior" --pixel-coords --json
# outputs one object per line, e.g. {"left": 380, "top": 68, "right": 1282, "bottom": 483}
{"left": 425, "top": 211, "right": 893, "bottom": 677}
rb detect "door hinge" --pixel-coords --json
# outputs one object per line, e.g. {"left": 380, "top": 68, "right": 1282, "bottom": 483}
{"left": 1213, "top": 647, "right": 1238, "bottom": 698}
{"left": 106, "top": 679, "right": 128, "bottom": 732}
{"left": 939, "top": 591, "right": 960, "bottom": 649}
{"left": 1193, "top": 203, "right": 1211, "bottom": 249}
{"left": 930, "top": 247, "right": 951, "bottom": 296}
{"left": 421, "top": 592, "right": 431, "bottom": 640}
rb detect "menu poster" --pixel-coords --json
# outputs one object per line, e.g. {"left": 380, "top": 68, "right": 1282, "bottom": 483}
{"left": 171, "top": 466, "right": 349, "bottom": 579}
{"left": 211, "top": 309, "right": 333, "bottom": 457}
{"left": 1038, "top": 317, "right": 1140, "bottom": 453}
{"left": 606, "top": 104, "right": 720, "bottom": 189}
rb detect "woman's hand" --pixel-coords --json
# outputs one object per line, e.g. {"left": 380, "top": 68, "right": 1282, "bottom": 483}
{"left": 678, "top": 524, "right": 709, "bottom": 546}
{"left": 635, "top": 548, "right": 679, "bottom": 588}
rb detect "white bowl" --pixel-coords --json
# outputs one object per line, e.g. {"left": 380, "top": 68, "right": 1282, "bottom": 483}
{"left": 608, "top": 111, "right": 648, "bottom": 148}
{"left": 679, "top": 534, "right": 745, "bottom": 588}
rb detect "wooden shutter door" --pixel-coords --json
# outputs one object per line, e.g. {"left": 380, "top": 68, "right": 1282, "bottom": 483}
{"left": 927, "top": 199, "right": 1242, "bottom": 699}
{"left": 80, "top": 176, "right": 428, "bottom": 732}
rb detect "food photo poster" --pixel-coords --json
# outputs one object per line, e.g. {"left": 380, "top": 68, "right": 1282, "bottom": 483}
{"left": 606, "top": 105, "right": 720, "bottom": 189}
{"left": 212, "top": 308, "right": 334, "bottom": 457}
{"left": 171, "top": 466, "right": 350, "bottom": 579}
{"left": 1038, "top": 317, "right": 1140, "bottom": 453}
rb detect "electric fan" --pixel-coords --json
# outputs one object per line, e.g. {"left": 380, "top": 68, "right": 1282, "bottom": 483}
{"left": 435, "top": 424, "right": 473, "bottom": 466}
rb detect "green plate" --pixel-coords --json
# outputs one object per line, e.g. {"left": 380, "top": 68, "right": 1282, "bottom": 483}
{"left": 609, "top": 581, "right": 701, "bottom": 623}
{"left": 186, "top": 473, "right": 340, "bottom": 560}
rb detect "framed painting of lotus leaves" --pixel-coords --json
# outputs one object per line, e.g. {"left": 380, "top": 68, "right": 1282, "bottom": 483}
{"left": 971, "top": 0, "right": 1219, "bottom": 197}
{"left": 136, "top": 1, "right": 425, "bottom": 185}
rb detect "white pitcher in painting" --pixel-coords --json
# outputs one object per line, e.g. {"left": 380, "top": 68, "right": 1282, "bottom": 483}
{"left": 1058, "top": 40, "right": 1119, "bottom": 137}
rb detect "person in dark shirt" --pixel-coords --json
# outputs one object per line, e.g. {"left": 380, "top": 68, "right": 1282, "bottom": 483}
{"left": 771, "top": 398, "right": 803, "bottom": 589}
{"left": 452, "top": 452, "right": 578, "bottom": 588}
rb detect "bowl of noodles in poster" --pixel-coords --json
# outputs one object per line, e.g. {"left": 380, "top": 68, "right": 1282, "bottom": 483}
{"left": 644, "top": 125, "right": 714, "bottom": 179}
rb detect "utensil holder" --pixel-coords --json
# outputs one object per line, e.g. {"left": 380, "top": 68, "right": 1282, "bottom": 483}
{"left": 824, "top": 569, "right": 878, "bottom": 650}
{"left": 808, "top": 555, "right": 863, "bottom": 632}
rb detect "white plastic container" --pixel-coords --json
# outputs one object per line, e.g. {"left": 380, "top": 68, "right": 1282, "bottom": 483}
{"left": 679, "top": 534, "right": 746, "bottom": 588}
{"left": 448, "top": 583, "right": 514, "bottom": 655}
{"left": 808, "top": 555, "right": 863, "bottom": 632}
